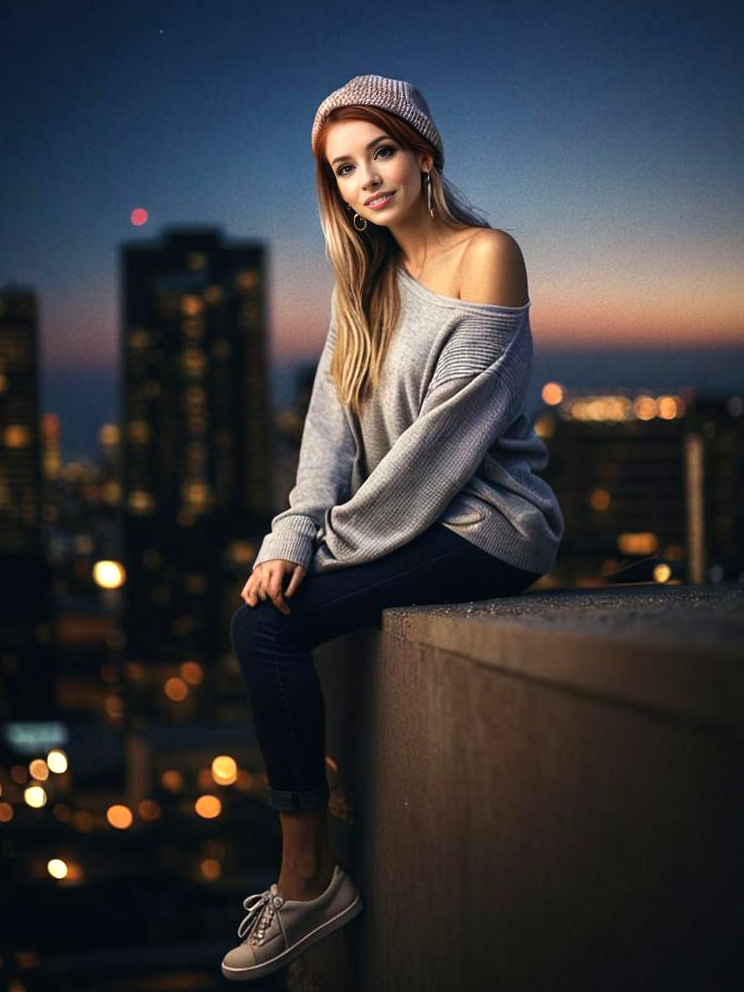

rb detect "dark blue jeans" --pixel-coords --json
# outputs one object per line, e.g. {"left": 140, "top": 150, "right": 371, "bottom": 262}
{"left": 229, "top": 522, "right": 542, "bottom": 813}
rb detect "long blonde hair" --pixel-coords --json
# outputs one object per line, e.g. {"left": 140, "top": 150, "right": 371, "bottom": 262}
{"left": 314, "top": 104, "right": 495, "bottom": 416}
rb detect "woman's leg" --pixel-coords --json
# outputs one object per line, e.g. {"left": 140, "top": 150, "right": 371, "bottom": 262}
{"left": 230, "top": 596, "right": 338, "bottom": 899}
{"left": 229, "top": 522, "right": 541, "bottom": 898}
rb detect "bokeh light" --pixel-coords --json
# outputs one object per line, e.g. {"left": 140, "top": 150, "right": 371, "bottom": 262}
{"left": 164, "top": 677, "right": 188, "bottom": 701}
{"left": 160, "top": 770, "right": 183, "bottom": 792}
{"left": 106, "top": 804, "right": 133, "bottom": 829}
{"left": 93, "top": 560, "right": 126, "bottom": 589}
{"left": 47, "top": 750, "right": 68, "bottom": 773}
{"left": 24, "top": 786, "right": 47, "bottom": 808}
{"left": 195, "top": 795, "right": 221, "bottom": 819}
{"left": 47, "top": 859, "right": 68, "bottom": 879}
{"left": 211, "top": 755, "right": 237, "bottom": 786}
{"left": 29, "top": 759, "right": 49, "bottom": 781}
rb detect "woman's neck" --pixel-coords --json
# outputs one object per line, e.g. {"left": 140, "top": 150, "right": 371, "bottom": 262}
{"left": 389, "top": 202, "right": 457, "bottom": 276}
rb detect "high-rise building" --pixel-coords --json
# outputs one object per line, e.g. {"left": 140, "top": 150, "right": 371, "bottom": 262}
{"left": 120, "top": 227, "right": 273, "bottom": 666}
{"left": 0, "top": 282, "right": 55, "bottom": 717}
{"left": 534, "top": 385, "right": 744, "bottom": 584}
{"left": 0, "top": 284, "right": 44, "bottom": 555}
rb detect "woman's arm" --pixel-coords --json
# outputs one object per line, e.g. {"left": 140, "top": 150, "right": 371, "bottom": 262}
{"left": 251, "top": 292, "right": 357, "bottom": 571}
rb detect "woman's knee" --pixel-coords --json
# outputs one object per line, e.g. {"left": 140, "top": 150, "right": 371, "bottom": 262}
{"left": 229, "top": 602, "right": 250, "bottom": 650}
{"left": 229, "top": 599, "right": 296, "bottom": 660}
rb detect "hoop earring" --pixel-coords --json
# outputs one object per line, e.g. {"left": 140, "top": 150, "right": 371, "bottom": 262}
{"left": 353, "top": 212, "right": 368, "bottom": 231}
{"left": 424, "top": 171, "right": 435, "bottom": 218}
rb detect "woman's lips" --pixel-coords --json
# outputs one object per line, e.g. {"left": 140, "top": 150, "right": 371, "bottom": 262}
{"left": 366, "top": 191, "right": 396, "bottom": 210}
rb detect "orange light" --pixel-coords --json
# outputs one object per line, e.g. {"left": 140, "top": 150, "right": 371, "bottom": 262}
{"left": 29, "top": 759, "right": 50, "bottom": 781}
{"left": 181, "top": 295, "right": 203, "bottom": 316}
{"left": 138, "top": 799, "right": 162, "bottom": 821}
{"left": 195, "top": 795, "right": 222, "bottom": 819}
{"left": 634, "top": 395, "right": 657, "bottom": 420}
{"left": 589, "top": 488, "right": 611, "bottom": 512}
{"left": 180, "top": 661, "right": 203, "bottom": 685}
{"left": 164, "top": 677, "right": 188, "bottom": 701}
{"left": 161, "top": 770, "right": 183, "bottom": 792}
{"left": 617, "top": 532, "right": 659, "bottom": 555}
{"left": 201, "top": 858, "right": 222, "bottom": 880}
{"left": 106, "top": 804, "right": 133, "bottom": 829}
{"left": 653, "top": 564, "right": 672, "bottom": 583}
{"left": 541, "top": 381, "right": 564, "bottom": 405}
{"left": 211, "top": 755, "right": 237, "bottom": 786}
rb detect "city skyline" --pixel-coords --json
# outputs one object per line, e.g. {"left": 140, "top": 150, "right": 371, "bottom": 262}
{"left": 2, "top": 5, "right": 743, "bottom": 984}
{"left": 1, "top": 0, "right": 743, "bottom": 459}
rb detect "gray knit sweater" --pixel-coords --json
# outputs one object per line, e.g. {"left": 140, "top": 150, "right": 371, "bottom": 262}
{"left": 253, "top": 263, "right": 565, "bottom": 576}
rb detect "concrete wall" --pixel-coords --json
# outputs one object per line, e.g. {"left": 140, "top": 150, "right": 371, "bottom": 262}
{"left": 289, "top": 583, "right": 744, "bottom": 992}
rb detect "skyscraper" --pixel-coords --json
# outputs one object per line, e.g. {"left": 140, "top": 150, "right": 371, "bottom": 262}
{"left": 0, "top": 282, "right": 55, "bottom": 716}
{"left": 120, "top": 227, "right": 273, "bottom": 664}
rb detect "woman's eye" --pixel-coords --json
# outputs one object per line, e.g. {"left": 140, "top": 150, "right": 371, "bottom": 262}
{"left": 336, "top": 145, "right": 396, "bottom": 177}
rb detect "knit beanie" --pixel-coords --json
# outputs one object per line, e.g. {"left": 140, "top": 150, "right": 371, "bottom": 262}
{"left": 311, "top": 74, "right": 444, "bottom": 172}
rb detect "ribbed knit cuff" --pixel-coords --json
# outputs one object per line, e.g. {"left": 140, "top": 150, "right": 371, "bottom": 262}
{"left": 252, "top": 519, "right": 318, "bottom": 572}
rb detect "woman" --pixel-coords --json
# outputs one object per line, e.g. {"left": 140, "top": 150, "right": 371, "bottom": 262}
{"left": 222, "top": 74, "right": 564, "bottom": 981}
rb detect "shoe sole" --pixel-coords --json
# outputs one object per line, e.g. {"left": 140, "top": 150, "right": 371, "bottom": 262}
{"left": 221, "top": 891, "right": 363, "bottom": 982}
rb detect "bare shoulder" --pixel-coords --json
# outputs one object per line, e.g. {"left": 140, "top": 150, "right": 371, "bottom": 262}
{"left": 458, "top": 228, "right": 529, "bottom": 307}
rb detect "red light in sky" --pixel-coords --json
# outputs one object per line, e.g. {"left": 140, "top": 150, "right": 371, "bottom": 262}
{"left": 130, "top": 208, "right": 149, "bottom": 226}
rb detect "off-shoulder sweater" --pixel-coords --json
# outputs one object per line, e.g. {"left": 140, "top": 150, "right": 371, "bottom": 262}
{"left": 252, "top": 262, "right": 565, "bottom": 576}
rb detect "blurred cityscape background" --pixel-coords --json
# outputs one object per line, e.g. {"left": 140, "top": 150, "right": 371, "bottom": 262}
{"left": 1, "top": 0, "right": 743, "bottom": 989}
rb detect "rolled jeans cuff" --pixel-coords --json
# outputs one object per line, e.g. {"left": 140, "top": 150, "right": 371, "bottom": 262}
{"left": 266, "top": 783, "right": 330, "bottom": 812}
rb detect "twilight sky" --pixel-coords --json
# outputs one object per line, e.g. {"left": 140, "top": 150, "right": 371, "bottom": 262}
{"left": 1, "top": 0, "right": 742, "bottom": 458}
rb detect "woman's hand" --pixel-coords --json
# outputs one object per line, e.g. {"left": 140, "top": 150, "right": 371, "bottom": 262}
{"left": 241, "top": 559, "right": 307, "bottom": 615}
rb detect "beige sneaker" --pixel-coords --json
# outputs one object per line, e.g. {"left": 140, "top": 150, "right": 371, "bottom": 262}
{"left": 221, "top": 864, "right": 363, "bottom": 982}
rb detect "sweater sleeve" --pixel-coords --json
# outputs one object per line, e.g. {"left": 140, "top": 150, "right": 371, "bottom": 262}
{"left": 251, "top": 291, "right": 357, "bottom": 571}
{"left": 316, "top": 308, "right": 532, "bottom": 567}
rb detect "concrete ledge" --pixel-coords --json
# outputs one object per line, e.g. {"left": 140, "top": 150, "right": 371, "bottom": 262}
{"left": 384, "top": 583, "right": 744, "bottom": 734}
{"left": 303, "top": 583, "right": 744, "bottom": 992}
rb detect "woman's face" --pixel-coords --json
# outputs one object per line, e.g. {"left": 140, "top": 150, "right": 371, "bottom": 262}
{"left": 325, "top": 119, "right": 428, "bottom": 226}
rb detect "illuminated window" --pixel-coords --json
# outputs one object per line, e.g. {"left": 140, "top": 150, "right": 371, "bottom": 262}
{"left": 181, "top": 295, "right": 203, "bottom": 316}
{"left": 5, "top": 425, "right": 31, "bottom": 447}
{"left": 234, "top": 269, "right": 259, "bottom": 293}
{"left": 186, "top": 251, "right": 208, "bottom": 271}
{"left": 128, "top": 328, "right": 151, "bottom": 349}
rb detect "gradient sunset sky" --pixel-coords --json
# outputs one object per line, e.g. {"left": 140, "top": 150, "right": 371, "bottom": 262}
{"left": 1, "top": 0, "right": 742, "bottom": 456}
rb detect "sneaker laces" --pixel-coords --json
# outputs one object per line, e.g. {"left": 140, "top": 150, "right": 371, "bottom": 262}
{"left": 237, "top": 883, "right": 285, "bottom": 945}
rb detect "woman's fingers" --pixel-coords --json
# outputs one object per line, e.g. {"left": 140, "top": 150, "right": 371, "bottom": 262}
{"left": 250, "top": 580, "right": 261, "bottom": 606}
{"left": 241, "top": 561, "right": 303, "bottom": 612}
{"left": 284, "top": 565, "right": 305, "bottom": 599}
{"left": 266, "top": 570, "right": 290, "bottom": 615}
{"left": 242, "top": 571, "right": 260, "bottom": 607}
